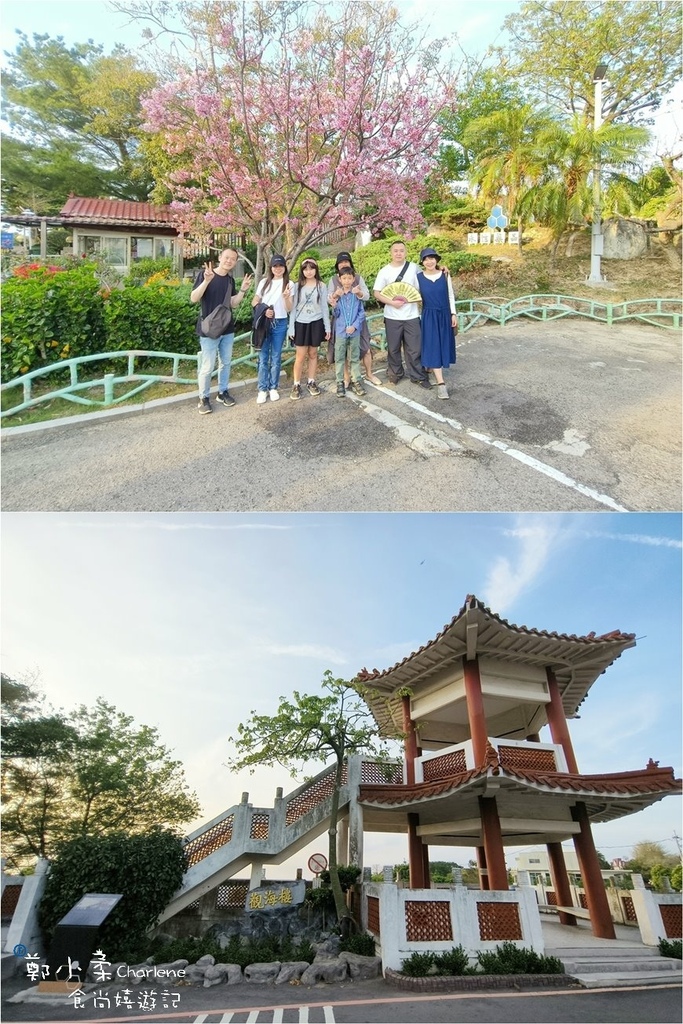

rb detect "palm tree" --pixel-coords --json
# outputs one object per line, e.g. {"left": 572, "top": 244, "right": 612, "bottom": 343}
{"left": 517, "top": 115, "right": 650, "bottom": 255}
{"left": 463, "top": 104, "right": 554, "bottom": 252}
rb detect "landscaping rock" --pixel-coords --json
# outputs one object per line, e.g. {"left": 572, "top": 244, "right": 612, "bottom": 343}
{"left": 195, "top": 954, "right": 216, "bottom": 967}
{"left": 244, "top": 961, "right": 281, "bottom": 983}
{"left": 275, "top": 961, "right": 312, "bottom": 985}
{"left": 184, "top": 964, "right": 207, "bottom": 986}
{"left": 203, "top": 964, "right": 228, "bottom": 987}
{"left": 313, "top": 936, "right": 341, "bottom": 959}
{"left": 338, "top": 951, "right": 382, "bottom": 980}
{"left": 223, "top": 963, "right": 243, "bottom": 985}
{"left": 603, "top": 218, "right": 648, "bottom": 259}
{"left": 300, "top": 958, "right": 348, "bottom": 985}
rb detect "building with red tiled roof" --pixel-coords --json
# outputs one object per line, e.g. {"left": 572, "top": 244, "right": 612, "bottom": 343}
{"left": 350, "top": 595, "right": 681, "bottom": 941}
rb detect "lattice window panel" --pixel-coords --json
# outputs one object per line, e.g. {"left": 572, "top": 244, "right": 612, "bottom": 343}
{"left": 405, "top": 901, "right": 453, "bottom": 942}
{"left": 477, "top": 901, "right": 523, "bottom": 941}
{"left": 422, "top": 749, "right": 467, "bottom": 781}
{"left": 250, "top": 813, "right": 270, "bottom": 840}
{"left": 621, "top": 896, "right": 637, "bottom": 923}
{"left": 579, "top": 893, "right": 588, "bottom": 910}
{"left": 285, "top": 764, "right": 348, "bottom": 826}
{"left": 216, "top": 882, "right": 249, "bottom": 909}
{"left": 184, "top": 814, "right": 234, "bottom": 867}
{"left": 546, "top": 891, "right": 557, "bottom": 906}
{"left": 367, "top": 896, "right": 381, "bottom": 936}
{"left": 0, "top": 884, "right": 22, "bottom": 918}
{"left": 361, "top": 761, "right": 403, "bottom": 784}
{"left": 660, "top": 904, "right": 682, "bottom": 939}
{"left": 498, "top": 745, "right": 556, "bottom": 772}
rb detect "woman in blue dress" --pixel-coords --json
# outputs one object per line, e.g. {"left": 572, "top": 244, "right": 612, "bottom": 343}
{"left": 416, "top": 246, "right": 457, "bottom": 400}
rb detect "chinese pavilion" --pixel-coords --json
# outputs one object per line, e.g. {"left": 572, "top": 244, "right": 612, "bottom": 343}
{"left": 356, "top": 595, "right": 681, "bottom": 940}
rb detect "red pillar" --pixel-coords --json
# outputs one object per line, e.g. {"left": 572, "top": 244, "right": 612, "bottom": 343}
{"left": 479, "top": 796, "right": 509, "bottom": 890}
{"left": 407, "top": 813, "right": 425, "bottom": 888}
{"left": 476, "top": 846, "right": 489, "bottom": 890}
{"left": 402, "top": 695, "right": 419, "bottom": 786}
{"left": 571, "top": 802, "right": 616, "bottom": 939}
{"left": 422, "top": 844, "right": 431, "bottom": 889}
{"left": 547, "top": 842, "right": 577, "bottom": 926}
{"left": 464, "top": 657, "right": 488, "bottom": 764}
{"left": 545, "top": 668, "right": 579, "bottom": 774}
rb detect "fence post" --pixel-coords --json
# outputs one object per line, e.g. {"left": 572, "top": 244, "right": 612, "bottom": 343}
{"left": 103, "top": 374, "right": 115, "bottom": 406}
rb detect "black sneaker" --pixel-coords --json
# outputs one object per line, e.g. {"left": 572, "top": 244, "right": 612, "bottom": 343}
{"left": 217, "top": 391, "right": 236, "bottom": 407}
{"left": 307, "top": 380, "right": 321, "bottom": 397}
{"left": 336, "top": 382, "right": 346, "bottom": 397}
{"left": 411, "top": 378, "right": 431, "bottom": 390}
{"left": 198, "top": 397, "right": 212, "bottom": 415}
{"left": 290, "top": 383, "right": 303, "bottom": 401}
{"left": 350, "top": 380, "right": 366, "bottom": 397}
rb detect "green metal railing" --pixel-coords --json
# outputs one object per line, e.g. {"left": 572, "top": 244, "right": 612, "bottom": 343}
{"left": 1, "top": 299, "right": 679, "bottom": 420}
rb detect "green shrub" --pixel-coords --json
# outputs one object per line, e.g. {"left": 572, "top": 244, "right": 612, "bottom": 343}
{"left": 476, "top": 942, "right": 564, "bottom": 975}
{"left": 400, "top": 951, "right": 435, "bottom": 976}
{"left": 152, "top": 934, "right": 316, "bottom": 969}
{"left": 1, "top": 264, "right": 106, "bottom": 380}
{"left": 320, "top": 865, "right": 361, "bottom": 892}
{"left": 104, "top": 287, "right": 199, "bottom": 354}
{"left": 350, "top": 234, "right": 489, "bottom": 294}
{"left": 38, "top": 830, "right": 187, "bottom": 962}
{"left": 124, "top": 257, "right": 174, "bottom": 287}
{"left": 340, "top": 932, "right": 375, "bottom": 957}
{"left": 659, "top": 938, "right": 682, "bottom": 959}
{"left": 304, "top": 885, "right": 336, "bottom": 912}
{"left": 433, "top": 945, "right": 470, "bottom": 975}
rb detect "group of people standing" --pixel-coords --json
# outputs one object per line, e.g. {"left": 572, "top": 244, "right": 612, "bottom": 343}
{"left": 191, "top": 241, "right": 456, "bottom": 414}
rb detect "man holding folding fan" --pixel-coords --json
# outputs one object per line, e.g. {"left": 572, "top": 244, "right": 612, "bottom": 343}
{"left": 373, "top": 240, "right": 430, "bottom": 389}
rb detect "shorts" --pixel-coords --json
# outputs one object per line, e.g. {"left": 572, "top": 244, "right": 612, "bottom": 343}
{"left": 292, "top": 319, "right": 326, "bottom": 347}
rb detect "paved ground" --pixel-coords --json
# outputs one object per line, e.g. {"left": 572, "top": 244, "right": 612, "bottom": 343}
{"left": 2, "top": 320, "right": 680, "bottom": 512}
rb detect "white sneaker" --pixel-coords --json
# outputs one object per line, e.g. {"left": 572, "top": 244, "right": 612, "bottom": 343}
{"left": 269, "top": 389, "right": 280, "bottom": 402}
{"left": 436, "top": 383, "right": 449, "bottom": 400}
{"left": 256, "top": 391, "right": 268, "bottom": 404}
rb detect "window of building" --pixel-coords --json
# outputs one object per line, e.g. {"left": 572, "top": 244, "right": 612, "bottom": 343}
{"left": 131, "top": 236, "right": 154, "bottom": 260}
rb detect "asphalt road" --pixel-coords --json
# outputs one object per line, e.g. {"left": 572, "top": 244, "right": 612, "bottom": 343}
{"left": 2, "top": 321, "right": 680, "bottom": 512}
{"left": 4, "top": 979, "right": 681, "bottom": 1024}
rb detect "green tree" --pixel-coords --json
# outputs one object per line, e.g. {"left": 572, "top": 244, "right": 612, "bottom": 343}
{"left": 2, "top": 687, "right": 200, "bottom": 869}
{"left": 501, "top": 1, "right": 682, "bottom": 126}
{"left": 227, "top": 671, "right": 396, "bottom": 933}
{"left": 38, "top": 830, "right": 187, "bottom": 960}
{"left": 1, "top": 33, "right": 157, "bottom": 211}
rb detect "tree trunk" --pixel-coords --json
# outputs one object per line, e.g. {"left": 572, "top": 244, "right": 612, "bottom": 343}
{"left": 327, "top": 758, "right": 352, "bottom": 935}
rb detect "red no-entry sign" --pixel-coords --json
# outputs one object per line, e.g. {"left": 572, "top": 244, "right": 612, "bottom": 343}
{"left": 308, "top": 853, "right": 328, "bottom": 875}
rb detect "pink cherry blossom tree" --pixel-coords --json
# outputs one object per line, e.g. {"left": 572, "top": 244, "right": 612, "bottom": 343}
{"left": 138, "top": 1, "right": 457, "bottom": 277}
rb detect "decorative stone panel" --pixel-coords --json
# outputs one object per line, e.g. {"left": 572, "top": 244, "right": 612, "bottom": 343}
{"left": 405, "top": 900, "right": 453, "bottom": 942}
{"left": 1, "top": 884, "right": 22, "bottom": 918}
{"left": 285, "top": 765, "right": 348, "bottom": 826}
{"left": 621, "top": 895, "right": 637, "bottom": 923}
{"left": 361, "top": 761, "right": 403, "bottom": 784}
{"left": 184, "top": 814, "right": 234, "bottom": 867}
{"left": 579, "top": 893, "right": 588, "bottom": 910}
{"left": 660, "top": 903, "right": 682, "bottom": 938}
{"left": 216, "top": 882, "right": 249, "bottom": 909}
{"left": 546, "top": 891, "right": 557, "bottom": 906}
{"left": 498, "top": 745, "right": 556, "bottom": 772}
{"left": 250, "top": 813, "right": 270, "bottom": 840}
{"left": 423, "top": 749, "right": 467, "bottom": 781}
{"left": 476, "top": 901, "right": 523, "bottom": 941}
{"left": 367, "top": 895, "right": 381, "bottom": 936}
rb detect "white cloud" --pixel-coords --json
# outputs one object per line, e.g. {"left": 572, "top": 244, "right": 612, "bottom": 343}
{"left": 483, "top": 515, "right": 564, "bottom": 610}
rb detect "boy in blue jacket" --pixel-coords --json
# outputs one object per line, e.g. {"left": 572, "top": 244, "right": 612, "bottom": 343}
{"left": 333, "top": 267, "right": 366, "bottom": 397}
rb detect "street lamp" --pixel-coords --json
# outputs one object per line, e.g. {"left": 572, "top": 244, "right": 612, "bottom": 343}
{"left": 587, "top": 63, "right": 608, "bottom": 284}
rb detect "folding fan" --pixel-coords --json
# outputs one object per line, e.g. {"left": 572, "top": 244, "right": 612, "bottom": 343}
{"left": 381, "top": 281, "right": 422, "bottom": 303}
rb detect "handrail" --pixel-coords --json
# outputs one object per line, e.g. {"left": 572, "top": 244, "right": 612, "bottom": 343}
{"left": 2, "top": 298, "right": 678, "bottom": 420}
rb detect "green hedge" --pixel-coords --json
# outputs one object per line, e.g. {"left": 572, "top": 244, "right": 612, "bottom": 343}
{"left": 104, "top": 287, "right": 199, "bottom": 354}
{"left": 1, "top": 264, "right": 106, "bottom": 380}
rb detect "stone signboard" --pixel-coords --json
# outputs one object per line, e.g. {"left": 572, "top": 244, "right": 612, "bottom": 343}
{"left": 245, "top": 880, "right": 306, "bottom": 912}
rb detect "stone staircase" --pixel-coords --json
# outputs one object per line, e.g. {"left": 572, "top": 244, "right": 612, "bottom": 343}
{"left": 557, "top": 945, "right": 682, "bottom": 988}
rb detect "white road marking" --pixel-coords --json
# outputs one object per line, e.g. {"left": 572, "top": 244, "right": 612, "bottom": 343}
{"left": 323, "top": 1006, "right": 336, "bottom": 1023}
{"left": 246, "top": 1011, "right": 261, "bottom": 1022}
{"left": 351, "top": 396, "right": 461, "bottom": 456}
{"left": 271, "top": 1009, "right": 283, "bottom": 1024}
{"left": 358, "top": 383, "right": 629, "bottom": 511}
{"left": 217, "top": 1014, "right": 235, "bottom": 1022}
{"left": 543, "top": 429, "right": 591, "bottom": 456}
{"left": 299, "top": 1006, "right": 309, "bottom": 1023}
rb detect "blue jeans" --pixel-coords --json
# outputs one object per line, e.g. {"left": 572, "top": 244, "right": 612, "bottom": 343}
{"left": 257, "top": 318, "right": 288, "bottom": 392}
{"left": 198, "top": 333, "right": 235, "bottom": 398}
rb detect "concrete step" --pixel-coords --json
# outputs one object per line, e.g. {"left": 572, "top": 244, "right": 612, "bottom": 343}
{"left": 561, "top": 956, "right": 681, "bottom": 974}
{"left": 549, "top": 945, "right": 662, "bottom": 959}
{"left": 570, "top": 968, "right": 682, "bottom": 990}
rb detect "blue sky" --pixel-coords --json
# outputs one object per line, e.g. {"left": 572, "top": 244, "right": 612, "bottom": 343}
{"left": 2, "top": 511, "right": 681, "bottom": 874}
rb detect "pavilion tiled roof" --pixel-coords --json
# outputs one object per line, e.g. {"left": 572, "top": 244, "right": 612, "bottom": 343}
{"left": 59, "top": 195, "right": 178, "bottom": 229}
{"left": 356, "top": 594, "right": 637, "bottom": 732}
